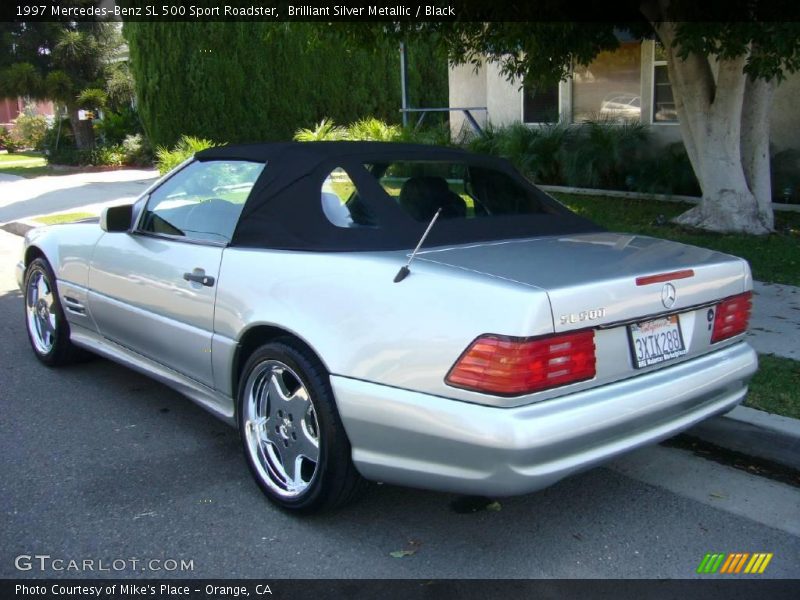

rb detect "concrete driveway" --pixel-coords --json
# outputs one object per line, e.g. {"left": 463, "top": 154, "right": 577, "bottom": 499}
{"left": 0, "top": 169, "right": 158, "bottom": 224}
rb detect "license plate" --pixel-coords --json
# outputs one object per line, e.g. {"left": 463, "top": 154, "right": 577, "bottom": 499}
{"left": 628, "top": 315, "right": 687, "bottom": 369}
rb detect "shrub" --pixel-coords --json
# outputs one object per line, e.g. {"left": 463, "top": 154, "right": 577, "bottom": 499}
{"left": 396, "top": 122, "right": 453, "bottom": 146}
{"left": 560, "top": 119, "right": 649, "bottom": 189}
{"left": 771, "top": 149, "right": 800, "bottom": 204}
{"left": 95, "top": 108, "right": 143, "bottom": 145}
{"left": 76, "top": 88, "right": 108, "bottom": 110}
{"left": 155, "top": 135, "right": 219, "bottom": 174}
{"left": 41, "top": 117, "right": 75, "bottom": 151}
{"left": 47, "top": 146, "right": 83, "bottom": 165}
{"left": 293, "top": 118, "right": 348, "bottom": 142}
{"left": 10, "top": 114, "right": 49, "bottom": 150}
{"left": 630, "top": 142, "right": 701, "bottom": 196}
{"left": 88, "top": 144, "right": 126, "bottom": 167}
{"left": 0, "top": 126, "right": 18, "bottom": 152}
{"left": 46, "top": 143, "right": 131, "bottom": 167}
{"left": 294, "top": 117, "right": 452, "bottom": 146}
{"left": 346, "top": 117, "right": 402, "bottom": 142}
{"left": 464, "top": 122, "right": 571, "bottom": 184}
{"left": 466, "top": 122, "right": 502, "bottom": 155}
{"left": 121, "top": 133, "right": 153, "bottom": 166}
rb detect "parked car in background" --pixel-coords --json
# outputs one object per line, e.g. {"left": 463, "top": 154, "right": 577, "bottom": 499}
{"left": 600, "top": 93, "right": 642, "bottom": 120}
{"left": 18, "top": 142, "right": 757, "bottom": 512}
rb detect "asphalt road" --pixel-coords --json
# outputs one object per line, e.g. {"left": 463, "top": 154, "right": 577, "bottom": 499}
{"left": 1, "top": 230, "right": 798, "bottom": 580}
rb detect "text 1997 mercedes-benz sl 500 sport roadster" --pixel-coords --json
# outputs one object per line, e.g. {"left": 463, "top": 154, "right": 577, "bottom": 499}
{"left": 18, "top": 142, "right": 757, "bottom": 512}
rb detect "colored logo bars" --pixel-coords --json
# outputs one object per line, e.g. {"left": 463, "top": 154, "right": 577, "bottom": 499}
{"left": 697, "top": 553, "right": 773, "bottom": 574}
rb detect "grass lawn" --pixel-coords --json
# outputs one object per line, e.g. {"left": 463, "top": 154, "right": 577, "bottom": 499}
{"left": 0, "top": 151, "right": 44, "bottom": 163}
{"left": 554, "top": 193, "right": 800, "bottom": 287}
{"left": 745, "top": 354, "right": 800, "bottom": 419}
{"left": 34, "top": 212, "right": 94, "bottom": 225}
{"left": 0, "top": 152, "right": 54, "bottom": 178}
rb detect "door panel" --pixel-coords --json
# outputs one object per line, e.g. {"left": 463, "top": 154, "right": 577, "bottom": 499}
{"left": 88, "top": 233, "right": 222, "bottom": 387}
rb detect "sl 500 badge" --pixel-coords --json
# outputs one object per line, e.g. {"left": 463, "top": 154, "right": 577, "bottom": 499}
{"left": 560, "top": 308, "right": 607, "bottom": 325}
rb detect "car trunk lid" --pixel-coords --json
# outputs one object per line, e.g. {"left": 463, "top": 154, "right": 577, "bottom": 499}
{"left": 416, "top": 232, "right": 748, "bottom": 332}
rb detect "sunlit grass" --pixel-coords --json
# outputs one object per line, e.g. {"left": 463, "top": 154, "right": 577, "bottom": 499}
{"left": 34, "top": 212, "right": 94, "bottom": 225}
{"left": 0, "top": 151, "right": 44, "bottom": 164}
{"left": 746, "top": 354, "right": 800, "bottom": 419}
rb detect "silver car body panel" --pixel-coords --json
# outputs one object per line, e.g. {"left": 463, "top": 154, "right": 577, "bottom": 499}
{"left": 213, "top": 246, "right": 555, "bottom": 407}
{"left": 88, "top": 233, "right": 223, "bottom": 388}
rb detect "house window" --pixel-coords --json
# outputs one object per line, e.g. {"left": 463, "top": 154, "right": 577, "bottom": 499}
{"left": 653, "top": 44, "right": 678, "bottom": 123}
{"left": 522, "top": 82, "right": 559, "bottom": 123}
{"left": 572, "top": 41, "right": 642, "bottom": 123}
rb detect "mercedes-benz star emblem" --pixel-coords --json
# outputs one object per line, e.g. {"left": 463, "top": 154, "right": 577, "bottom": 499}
{"left": 661, "top": 283, "right": 677, "bottom": 308}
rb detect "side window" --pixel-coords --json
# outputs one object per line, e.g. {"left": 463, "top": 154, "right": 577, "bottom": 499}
{"left": 363, "top": 161, "right": 548, "bottom": 221}
{"left": 321, "top": 167, "right": 376, "bottom": 228}
{"left": 140, "top": 160, "right": 265, "bottom": 243}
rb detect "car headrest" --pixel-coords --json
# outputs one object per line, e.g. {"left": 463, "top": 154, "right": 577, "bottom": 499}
{"left": 398, "top": 176, "right": 466, "bottom": 221}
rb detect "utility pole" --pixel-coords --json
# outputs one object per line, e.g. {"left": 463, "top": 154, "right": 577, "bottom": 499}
{"left": 399, "top": 41, "right": 409, "bottom": 127}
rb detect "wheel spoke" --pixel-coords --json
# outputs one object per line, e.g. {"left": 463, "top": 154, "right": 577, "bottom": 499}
{"left": 280, "top": 443, "right": 301, "bottom": 482}
{"left": 285, "top": 386, "right": 312, "bottom": 420}
{"left": 293, "top": 425, "right": 319, "bottom": 464}
{"left": 266, "top": 372, "right": 292, "bottom": 418}
{"left": 45, "top": 314, "right": 57, "bottom": 336}
{"left": 36, "top": 274, "right": 49, "bottom": 300}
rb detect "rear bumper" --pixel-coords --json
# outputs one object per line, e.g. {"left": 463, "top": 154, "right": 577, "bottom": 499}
{"left": 332, "top": 342, "right": 757, "bottom": 496}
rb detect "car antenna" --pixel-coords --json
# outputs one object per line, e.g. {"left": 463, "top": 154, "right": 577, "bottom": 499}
{"left": 394, "top": 207, "right": 442, "bottom": 283}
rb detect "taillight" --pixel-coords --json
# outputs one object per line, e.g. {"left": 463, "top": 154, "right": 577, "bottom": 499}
{"left": 445, "top": 330, "right": 596, "bottom": 396}
{"left": 711, "top": 292, "right": 752, "bottom": 343}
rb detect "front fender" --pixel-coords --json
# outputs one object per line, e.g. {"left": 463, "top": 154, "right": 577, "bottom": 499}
{"left": 22, "top": 223, "right": 105, "bottom": 288}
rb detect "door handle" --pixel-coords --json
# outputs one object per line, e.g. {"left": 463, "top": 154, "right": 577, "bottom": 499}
{"left": 183, "top": 270, "right": 215, "bottom": 287}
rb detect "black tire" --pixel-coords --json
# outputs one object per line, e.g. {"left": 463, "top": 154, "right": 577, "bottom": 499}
{"left": 23, "top": 257, "right": 86, "bottom": 367}
{"left": 237, "top": 340, "right": 366, "bottom": 513}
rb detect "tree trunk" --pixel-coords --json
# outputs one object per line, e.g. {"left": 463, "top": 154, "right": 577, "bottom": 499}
{"left": 68, "top": 105, "right": 95, "bottom": 150}
{"left": 741, "top": 75, "right": 776, "bottom": 230}
{"left": 652, "top": 21, "right": 774, "bottom": 235}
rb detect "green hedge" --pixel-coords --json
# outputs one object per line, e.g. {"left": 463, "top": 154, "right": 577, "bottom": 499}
{"left": 123, "top": 22, "right": 447, "bottom": 147}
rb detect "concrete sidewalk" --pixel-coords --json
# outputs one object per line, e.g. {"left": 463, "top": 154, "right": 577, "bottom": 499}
{"left": 747, "top": 281, "right": 800, "bottom": 360}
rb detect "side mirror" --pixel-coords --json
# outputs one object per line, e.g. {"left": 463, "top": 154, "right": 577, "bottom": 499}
{"left": 100, "top": 204, "right": 133, "bottom": 233}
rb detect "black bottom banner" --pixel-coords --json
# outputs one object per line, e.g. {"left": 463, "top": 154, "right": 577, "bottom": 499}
{"left": 3, "top": 579, "right": 800, "bottom": 600}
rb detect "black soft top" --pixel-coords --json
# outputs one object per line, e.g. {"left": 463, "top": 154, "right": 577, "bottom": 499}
{"left": 196, "top": 141, "right": 601, "bottom": 252}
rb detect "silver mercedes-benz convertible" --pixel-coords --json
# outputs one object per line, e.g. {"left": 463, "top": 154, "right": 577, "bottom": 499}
{"left": 17, "top": 142, "right": 757, "bottom": 512}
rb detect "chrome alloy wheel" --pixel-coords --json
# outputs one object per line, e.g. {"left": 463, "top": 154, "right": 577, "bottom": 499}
{"left": 242, "top": 360, "right": 321, "bottom": 498}
{"left": 26, "top": 267, "right": 57, "bottom": 355}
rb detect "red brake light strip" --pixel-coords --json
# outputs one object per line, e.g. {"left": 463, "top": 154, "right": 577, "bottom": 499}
{"left": 635, "top": 270, "right": 695, "bottom": 286}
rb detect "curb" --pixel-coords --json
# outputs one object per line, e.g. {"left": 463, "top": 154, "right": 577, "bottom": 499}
{"left": 686, "top": 406, "right": 800, "bottom": 471}
{"left": 0, "top": 222, "right": 33, "bottom": 237}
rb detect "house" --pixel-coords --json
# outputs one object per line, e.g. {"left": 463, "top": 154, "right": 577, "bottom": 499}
{"left": 448, "top": 39, "right": 800, "bottom": 154}
{"left": 1, "top": 98, "right": 54, "bottom": 129}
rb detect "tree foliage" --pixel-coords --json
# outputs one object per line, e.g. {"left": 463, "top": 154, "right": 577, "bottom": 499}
{"left": 0, "top": 22, "right": 124, "bottom": 100}
{"left": 0, "top": 20, "right": 128, "bottom": 148}
{"left": 122, "top": 22, "right": 448, "bottom": 147}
